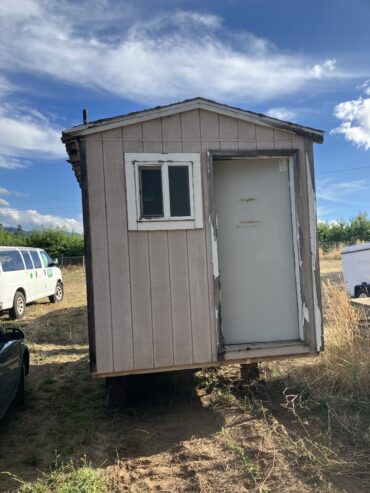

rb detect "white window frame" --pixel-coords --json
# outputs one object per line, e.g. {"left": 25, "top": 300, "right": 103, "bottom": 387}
{"left": 125, "top": 153, "right": 203, "bottom": 231}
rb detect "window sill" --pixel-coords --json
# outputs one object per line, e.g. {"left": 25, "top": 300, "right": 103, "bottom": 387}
{"left": 135, "top": 220, "right": 199, "bottom": 231}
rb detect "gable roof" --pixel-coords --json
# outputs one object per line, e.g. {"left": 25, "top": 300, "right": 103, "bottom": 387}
{"left": 62, "top": 97, "right": 324, "bottom": 143}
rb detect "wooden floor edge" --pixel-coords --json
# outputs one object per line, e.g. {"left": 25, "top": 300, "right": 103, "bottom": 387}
{"left": 91, "top": 348, "right": 317, "bottom": 379}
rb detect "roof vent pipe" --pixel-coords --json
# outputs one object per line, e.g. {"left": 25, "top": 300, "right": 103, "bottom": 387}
{"left": 83, "top": 109, "right": 88, "bottom": 124}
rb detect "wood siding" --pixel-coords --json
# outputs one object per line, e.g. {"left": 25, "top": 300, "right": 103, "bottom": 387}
{"left": 84, "top": 110, "right": 315, "bottom": 374}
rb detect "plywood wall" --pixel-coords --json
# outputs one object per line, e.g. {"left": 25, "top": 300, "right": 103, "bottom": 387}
{"left": 85, "top": 110, "right": 305, "bottom": 374}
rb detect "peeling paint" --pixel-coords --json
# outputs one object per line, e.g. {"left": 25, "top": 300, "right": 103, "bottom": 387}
{"left": 288, "top": 157, "right": 304, "bottom": 341}
{"left": 210, "top": 219, "right": 220, "bottom": 279}
{"left": 303, "top": 303, "right": 310, "bottom": 323}
{"left": 306, "top": 152, "right": 322, "bottom": 351}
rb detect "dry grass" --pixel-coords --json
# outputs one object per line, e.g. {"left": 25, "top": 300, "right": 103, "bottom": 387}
{"left": 0, "top": 262, "right": 369, "bottom": 492}
{"left": 319, "top": 247, "right": 343, "bottom": 261}
{"left": 266, "top": 279, "right": 370, "bottom": 490}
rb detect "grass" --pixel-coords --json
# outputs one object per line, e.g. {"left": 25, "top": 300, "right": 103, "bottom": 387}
{"left": 8, "top": 458, "right": 108, "bottom": 493}
{"left": 319, "top": 247, "right": 343, "bottom": 261}
{"left": 292, "top": 281, "right": 370, "bottom": 403}
{"left": 0, "top": 262, "right": 369, "bottom": 492}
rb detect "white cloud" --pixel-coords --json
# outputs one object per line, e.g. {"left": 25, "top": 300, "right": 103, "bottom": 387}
{"left": 0, "top": 0, "right": 40, "bottom": 17}
{"left": 0, "top": 155, "right": 30, "bottom": 170}
{"left": 0, "top": 187, "right": 28, "bottom": 197}
{"left": 317, "top": 179, "right": 368, "bottom": 203}
{"left": 0, "top": 1, "right": 341, "bottom": 104}
{"left": 266, "top": 107, "right": 297, "bottom": 121}
{"left": 0, "top": 104, "right": 65, "bottom": 159}
{"left": 0, "top": 100, "right": 65, "bottom": 169}
{"left": 0, "top": 75, "right": 14, "bottom": 98}
{"left": 331, "top": 82, "right": 370, "bottom": 149}
{"left": 0, "top": 207, "right": 83, "bottom": 233}
{"left": 0, "top": 198, "right": 9, "bottom": 206}
{"left": 317, "top": 206, "right": 334, "bottom": 220}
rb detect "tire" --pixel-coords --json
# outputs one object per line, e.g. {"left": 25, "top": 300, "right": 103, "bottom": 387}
{"left": 49, "top": 282, "right": 64, "bottom": 303}
{"left": 10, "top": 291, "right": 26, "bottom": 320}
{"left": 15, "top": 361, "right": 26, "bottom": 406}
{"left": 105, "top": 377, "right": 127, "bottom": 408}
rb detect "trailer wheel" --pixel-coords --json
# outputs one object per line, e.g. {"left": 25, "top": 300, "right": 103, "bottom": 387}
{"left": 10, "top": 291, "right": 26, "bottom": 320}
{"left": 240, "top": 363, "right": 260, "bottom": 384}
{"left": 105, "top": 377, "right": 127, "bottom": 408}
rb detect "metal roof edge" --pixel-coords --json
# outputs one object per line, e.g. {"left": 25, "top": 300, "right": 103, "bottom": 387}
{"left": 61, "top": 97, "right": 324, "bottom": 143}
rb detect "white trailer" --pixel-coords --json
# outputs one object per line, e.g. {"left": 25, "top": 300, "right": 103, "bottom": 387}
{"left": 342, "top": 243, "right": 370, "bottom": 297}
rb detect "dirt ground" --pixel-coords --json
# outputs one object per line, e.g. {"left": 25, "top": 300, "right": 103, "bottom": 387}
{"left": 0, "top": 261, "right": 369, "bottom": 492}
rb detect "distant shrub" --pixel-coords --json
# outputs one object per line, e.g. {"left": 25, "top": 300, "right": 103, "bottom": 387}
{"left": 0, "top": 225, "right": 84, "bottom": 258}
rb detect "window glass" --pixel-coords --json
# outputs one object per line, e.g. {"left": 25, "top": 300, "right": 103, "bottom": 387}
{"left": 30, "top": 250, "right": 42, "bottom": 269}
{"left": 0, "top": 250, "right": 25, "bottom": 272}
{"left": 21, "top": 251, "right": 34, "bottom": 270}
{"left": 140, "top": 167, "right": 163, "bottom": 218}
{"left": 40, "top": 251, "right": 52, "bottom": 268}
{"left": 169, "top": 166, "right": 191, "bottom": 217}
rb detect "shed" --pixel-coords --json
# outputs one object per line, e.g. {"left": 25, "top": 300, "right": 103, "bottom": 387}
{"left": 62, "top": 97, "right": 324, "bottom": 379}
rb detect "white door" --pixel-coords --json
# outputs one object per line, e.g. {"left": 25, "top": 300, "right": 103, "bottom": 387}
{"left": 20, "top": 250, "right": 37, "bottom": 300}
{"left": 214, "top": 158, "right": 300, "bottom": 345}
{"left": 39, "top": 250, "right": 56, "bottom": 295}
{"left": 29, "top": 250, "right": 46, "bottom": 298}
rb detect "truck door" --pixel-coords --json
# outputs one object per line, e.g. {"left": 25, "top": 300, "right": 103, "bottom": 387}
{"left": 20, "top": 250, "right": 37, "bottom": 300}
{"left": 29, "top": 250, "right": 46, "bottom": 298}
{"left": 39, "top": 250, "right": 55, "bottom": 295}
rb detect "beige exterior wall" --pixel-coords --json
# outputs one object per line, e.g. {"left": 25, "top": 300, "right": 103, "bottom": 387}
{"left": 84, "top": 109, "right": 316, "bottom": 375}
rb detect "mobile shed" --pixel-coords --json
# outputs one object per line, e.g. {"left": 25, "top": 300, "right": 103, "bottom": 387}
{"left": 62, "top": 98, "right": 324, "bottom": 379}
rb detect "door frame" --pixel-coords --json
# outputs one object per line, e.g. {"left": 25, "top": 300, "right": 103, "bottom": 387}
{"left": 207, "top": 149, "right": 316, "bottom": 358}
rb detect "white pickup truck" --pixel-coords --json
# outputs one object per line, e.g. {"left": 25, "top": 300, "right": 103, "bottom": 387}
{"left": 0, "top": 247, "right": 64, "bottom": 319}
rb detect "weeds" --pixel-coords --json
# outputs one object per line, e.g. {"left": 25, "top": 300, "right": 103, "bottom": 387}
{"left": 221, "top": 428, "right": 260, "bottom": 484}
{"left": 285, "top": 281, "right": 370, "bottom": 405}
{"left": 4, "top": 458, "right": 107, "bottom": 493}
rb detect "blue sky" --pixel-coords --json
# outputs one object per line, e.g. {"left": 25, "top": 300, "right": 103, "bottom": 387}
{"left": 0, "top": 0, "right": 370, "bottom": 232}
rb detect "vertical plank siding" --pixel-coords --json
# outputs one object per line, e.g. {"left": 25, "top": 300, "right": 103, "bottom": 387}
{"left": 102, "top": 129, "right": 133, "bottom": 371}
{"left": 148, "top": 232, "right": 174, "bottom": 367}
{"left": 87, "top": 109, "right": 315, "bottom": 373}
{"left": 85, "top": 134, "right": 113, "bottom": 373}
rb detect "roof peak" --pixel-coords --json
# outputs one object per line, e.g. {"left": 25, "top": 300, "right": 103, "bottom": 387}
{"left": 62, "top": 97, "right": 324, "bottom": 143}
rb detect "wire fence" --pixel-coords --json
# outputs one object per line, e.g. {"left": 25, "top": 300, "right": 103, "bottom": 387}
{"left": 319, "top": 241, "right": 369, "bottom": 254}
{"left": 57, "top": 255, "right": 85, "bottom": 267}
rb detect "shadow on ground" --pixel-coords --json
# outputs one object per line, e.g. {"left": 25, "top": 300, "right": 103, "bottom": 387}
{"left": 0, "top": 306, "right": 223, "bottom": 492}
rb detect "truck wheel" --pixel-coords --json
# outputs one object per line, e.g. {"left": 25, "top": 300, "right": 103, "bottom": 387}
{"left": 49, "top": 282, "right": 64, "bottom": 303}
{"left": 10, "top": 291, "right": 26, "bottom": 320}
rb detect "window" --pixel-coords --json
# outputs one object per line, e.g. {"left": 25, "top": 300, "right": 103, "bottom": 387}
{"left": 140, "top": 167, "right": 163, "bottom": 218}
{"left": 21, "top": 251, "right": 34, "bottom": 270}
{"left": 40, "top": 251, "right": 52, "bottom": 268}
{"left": 30, "top": 250, "right": 42, "bottom": 269}
{"left": 125, "top": 153, "right": 203, "bottom": 231}
{"left": 169, "top": 166, "right": 191, "bottom": 217}
{"left": 0, "top": 250, "right": 25, "bottom": 272}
